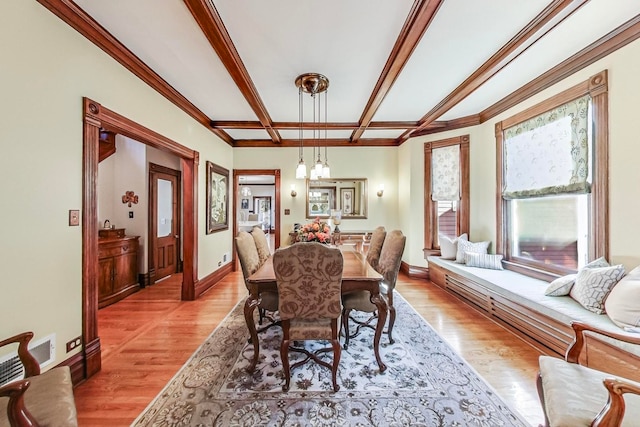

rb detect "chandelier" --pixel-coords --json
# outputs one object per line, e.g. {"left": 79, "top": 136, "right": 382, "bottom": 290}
{"left": 295, "top": 73, "right": 330, "bottom": 180}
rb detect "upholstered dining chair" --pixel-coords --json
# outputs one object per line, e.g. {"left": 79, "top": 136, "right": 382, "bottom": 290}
{"left": 250, "top": 226, "right": 271, "bottom": 265}
{"left": 538, "top": 321, "right": 640, "bottom": 427}
{"left": 273, "top": 242, "right": 344, "bottom": 392}
{"left": 342, "top": 229, "right": 406, "bottom": 348}
{"left": 235, "top": 231, "right": 279, "bottom": 333}
{"left": 365, "top": 226, "right": 386, "bottom": 270}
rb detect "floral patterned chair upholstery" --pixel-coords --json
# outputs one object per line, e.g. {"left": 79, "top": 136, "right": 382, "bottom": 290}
{"left": 365, "top": 226, "right": 386, "bottom": 270}
{"left": 250, "top": 226, "right": 271, "bottom": 265}
{"left": 273, "top": 242, "right": 344, "bottom": 392}
{"left": 537, "top": 321, "right": 640, "bottom": 427}
{"left": 342, "top": 230, "right": 406, "bottom": 348}
{"left": 235, "top": 231, "right": 279, "bottom": 332}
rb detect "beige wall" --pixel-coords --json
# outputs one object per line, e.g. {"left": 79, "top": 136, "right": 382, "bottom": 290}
{"left": 409, "top": 37, "right": 640, "bottom": 271}
{"left": 0, "top": 1, "right": 232, "bottom": 363}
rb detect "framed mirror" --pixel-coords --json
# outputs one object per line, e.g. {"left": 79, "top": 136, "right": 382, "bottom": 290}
{"left": 306, "top": 178, "right": 368, "bottom": 219}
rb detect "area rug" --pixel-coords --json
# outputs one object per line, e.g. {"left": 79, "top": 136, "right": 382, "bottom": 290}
{"left": 132, "top": 294, "right": 530, "bottom": 426}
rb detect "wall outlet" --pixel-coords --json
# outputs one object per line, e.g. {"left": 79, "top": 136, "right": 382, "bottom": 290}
{"left": 223, "top": 252, "right": 229, "bottom": 262}
{"left": 218, "top": 261, "right": 222, "bottom": 267}
{"left": 65, "top": 336, "right": 82, "bottom": 353}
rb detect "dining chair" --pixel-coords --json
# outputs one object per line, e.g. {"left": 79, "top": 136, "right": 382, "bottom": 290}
{"left": 342, "top": 229, "right": 406, "bottom": 348}
{"left": 365, "top": 226, "right": 386, "bottom": 270}
{"left": 235, "top": 231, "right": 279, "bottom": 333}
{"left": 250, "top": 225, "right": 271, "bottom": 265}
{"left": 273, "top": 242, "right": 344, "bottom": 392}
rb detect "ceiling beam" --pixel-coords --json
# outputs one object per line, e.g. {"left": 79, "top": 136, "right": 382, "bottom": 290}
{"left": 349, "top": 0, "right": 444, "bottom": 143}
{"left": 35, "top": 0, "right": 235, "bottom": 146}
{"left": 399, "top": 0, "right": 589, "bottom": 143}
{"left": 184, "top": 0, "right": 281, "bottom": 143}
{"left": 210, "top": 120, "right": 420, "bottom": 130}
{"left": 233, "top": 139, "right": 398, "bottom": 148}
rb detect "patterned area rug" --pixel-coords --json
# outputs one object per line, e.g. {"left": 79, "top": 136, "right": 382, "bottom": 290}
{"left": 132, "top": 294, "right": 529, "bottom": 426}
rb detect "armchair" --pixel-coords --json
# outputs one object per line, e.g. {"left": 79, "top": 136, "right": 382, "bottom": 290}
{"left": 0, "top": 332, "right": 78, "bottom": 427}
{"left": 537, "top": 321, "right": 640, "bottom": 426}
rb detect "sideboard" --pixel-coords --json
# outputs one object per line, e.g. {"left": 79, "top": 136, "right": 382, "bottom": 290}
{"left": 98, "top": 230, "right": 140, "bottom": 308}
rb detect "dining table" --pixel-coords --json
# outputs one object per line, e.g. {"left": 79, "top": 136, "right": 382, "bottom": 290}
{"left": 245, "top": 246, "right": 387, "bottom": 373}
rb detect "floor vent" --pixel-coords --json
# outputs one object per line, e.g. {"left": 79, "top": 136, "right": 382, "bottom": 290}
{"left": 0, "top": 334, "right": 55, "bottom": 387}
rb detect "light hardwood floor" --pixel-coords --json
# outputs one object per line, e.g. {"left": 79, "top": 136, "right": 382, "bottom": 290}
{"left": 74, "top": 269, "right": 545, "bottom": 426}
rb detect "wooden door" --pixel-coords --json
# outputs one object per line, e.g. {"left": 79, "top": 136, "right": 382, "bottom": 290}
{"left": 149, "top": 164, "right": 181, "bottom": 283}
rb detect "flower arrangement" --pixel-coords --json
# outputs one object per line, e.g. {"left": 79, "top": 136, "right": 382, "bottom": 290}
{"left": 298, "top": 217, "right": 332, "bottom": 244}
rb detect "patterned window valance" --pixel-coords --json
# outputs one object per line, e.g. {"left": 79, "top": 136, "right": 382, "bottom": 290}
{"left": 432, "top": 144, "right": 460, "bottom": 201}
{"left": 503, "top": 95, "right": 591, "bottom": 199}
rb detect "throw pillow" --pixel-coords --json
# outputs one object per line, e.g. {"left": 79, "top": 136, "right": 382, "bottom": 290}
{"left": 464, "top": 253, "right": 503, "bottom": 270}
{"left": 439, "top": 233, "right": 467, "bottom": 260}
{"left": 605, "top": 266, "right": 640, "bottom": 329}
{"left": 455, "top": 238, "right": 490, "bottom": 263}
{"left": 569, "top": 264, "right": 625, "bottom": 314}
{"left": 544, "top": 257, "right": 611, "bottom": 297}
{"left": 544, "top": 274, "right": 578, "bottom": 296}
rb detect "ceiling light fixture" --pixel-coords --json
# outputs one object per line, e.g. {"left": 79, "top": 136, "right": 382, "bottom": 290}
{"left": 295, "top": 73, "right": 329, "bottom": 180}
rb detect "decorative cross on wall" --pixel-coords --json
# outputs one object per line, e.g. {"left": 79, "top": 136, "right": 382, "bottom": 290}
{"left": 122, "top": 191, "right": 139, "bottom": 207}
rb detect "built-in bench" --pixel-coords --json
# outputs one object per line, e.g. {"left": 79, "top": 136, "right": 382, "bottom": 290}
{"left": 427, "top": 256, "right": 640, "bottom": 380}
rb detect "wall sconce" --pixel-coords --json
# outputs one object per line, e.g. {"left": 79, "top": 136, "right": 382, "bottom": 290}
{"left": 377, "top": 184, "right": 385, "bottom": 197}
{"left": 290, "top": 184, "right": 297, "bottom": 197}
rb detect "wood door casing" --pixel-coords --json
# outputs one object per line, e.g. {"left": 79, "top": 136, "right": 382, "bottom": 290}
{"left": 149, "top": 163, "right": 182, "bottom": 283}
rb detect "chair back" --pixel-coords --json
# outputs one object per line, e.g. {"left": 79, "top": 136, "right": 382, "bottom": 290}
{"left": 251, "top": 226, "right": 271, "bottom": 264}
{"left": 273, "top": 242, "right": 344, "bottom": 321}
{"left": 247, "top": 213, "right": 259, "bottom": 221}
{"left": 377, "top": 230, "right": 406, "bottom": 290}
{"left": 235, "top": 231, "right": 261, "bottom": 287}
{"left": 365, "top": 226, "right": 386, "bottom": 269}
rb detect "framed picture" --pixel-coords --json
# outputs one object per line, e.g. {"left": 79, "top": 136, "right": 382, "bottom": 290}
{"left": 206, "top": 161, "right": 229, "bottom": 234}
{"left": 241, "top": 198, "right": 249, "bottom": 210}
{"left": 340, "top": 187, "right": 355, "bottom": 215}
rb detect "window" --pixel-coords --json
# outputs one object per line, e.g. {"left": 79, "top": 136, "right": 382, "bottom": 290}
{"left": 424, "top": 135, "right": 469, "bottom": 254}
{"left": 496, "top": 71, "right": 609, "bottom": 279}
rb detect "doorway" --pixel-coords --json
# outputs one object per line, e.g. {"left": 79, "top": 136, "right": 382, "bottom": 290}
{"left": 82, "top": 98, "right": 198, "bottom": 379}
{"left": 149, "top": 163, "right": 182, "bottom": 283}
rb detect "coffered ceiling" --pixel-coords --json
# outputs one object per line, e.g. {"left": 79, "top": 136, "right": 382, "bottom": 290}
{"left": 39, "top": 0, "right": 640, "bottom": 147}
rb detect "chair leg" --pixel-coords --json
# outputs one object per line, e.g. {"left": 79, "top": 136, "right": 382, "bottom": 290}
{"left": 387, "top": 292, "right": 395, "bottom": 344}
{"left": 281, "top": 338, "right": 291, "bottom": 392}
{"left": 331, "top": 338, "right": 341, "bottom": 392}
{"left": 342, "top": 308, "right": 351, "bottom": 350}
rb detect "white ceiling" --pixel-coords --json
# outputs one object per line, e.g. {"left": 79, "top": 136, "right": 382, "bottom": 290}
{"left": 69, "top": 0, "right": 640, "bottom": 145}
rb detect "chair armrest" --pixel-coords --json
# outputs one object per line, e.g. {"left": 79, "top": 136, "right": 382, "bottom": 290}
{"left": 0, "top": 332, "right": 40, "bottom": 377}
{"left": 565, "top": 321, "right": 640, "bottom": 363}
{"left": 0, "top": 379, "right": 41, "bottom": 427}
{"left": 592, "top": 378, "right": 640, "bottom": 427}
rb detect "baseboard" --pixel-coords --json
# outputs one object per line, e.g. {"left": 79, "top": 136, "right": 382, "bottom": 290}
{"left": 59, "top": 350, "right": 86, "bottom": 386}
{"left": 195, "top": 262, "right": 234, "bottom": 298}
{"left": 400, "top": 261, "right": 429, "bottom": 280}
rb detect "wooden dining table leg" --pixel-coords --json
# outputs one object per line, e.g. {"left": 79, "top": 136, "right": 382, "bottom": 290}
{"left": 243, "top": 295, "right": 261, "bottom": 372}
{"left": 370, "top": 293, "right": 388, "bottom": 373}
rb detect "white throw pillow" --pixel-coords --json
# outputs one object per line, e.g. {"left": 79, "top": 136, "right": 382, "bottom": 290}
{"left": 544, "top": 274, "right": 578, "bottom": 297}
{"left": 544, "top": 258, "right": 611, "bottom": 297}
{"left": 569, "top": 264, "right": 625, "bottom": 314}
{"left": 455, "top": 238, "right": 489, "bottom": 263}
{"left": 464, "top": 253, "right": 503, "bottom": 270}
{"left": 439, "top": 233, "right": 467, "bottom": 260}
{"left": 605, "top": 266, "right": 640, "bottom": 328}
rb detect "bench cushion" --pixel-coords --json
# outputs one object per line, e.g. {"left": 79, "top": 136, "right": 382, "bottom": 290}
{"left": 0, "top": 366, "right": 78, "bottom": 427}
{"left": 539, "top": 356, "right": 640, "bottom": 427}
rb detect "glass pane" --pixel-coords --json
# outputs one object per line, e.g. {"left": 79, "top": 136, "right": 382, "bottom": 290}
{"left": 509, "top": 194, "right": 590, "bottom": 270}
{"left": 437, "top": 200, "right": 457, "bottom": 240}
{"left": 157, "top": 178, "right": 173, "bottom": 237}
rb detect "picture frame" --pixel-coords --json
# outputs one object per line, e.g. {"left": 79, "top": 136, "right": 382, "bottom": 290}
{"left": 241, "top": 198, "right": 249, "bottom": 210}
{"left": 340, "top": 187, "right": 355, "bottom": 215}
{"left": 206, "top": 161, "right": 229, "bottom": 234}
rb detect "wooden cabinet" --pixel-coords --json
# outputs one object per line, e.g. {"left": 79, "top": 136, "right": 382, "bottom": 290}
{"left": 98, "top": 235, "right": 140, "bottom": 308}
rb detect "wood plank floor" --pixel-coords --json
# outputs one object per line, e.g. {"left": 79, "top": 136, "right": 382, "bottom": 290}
{"left": 74, "top": 270, "right": 545, "bottom": 426}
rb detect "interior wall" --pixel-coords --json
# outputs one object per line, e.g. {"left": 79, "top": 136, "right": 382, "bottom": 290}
{"left": 0, "top": 0, "right": 232, "bottom": 364}
{"left": 233, "top": 146, "right": 399, "bottom": 247}
{"left": 408, "top": 37, "right": 640, "bottom": 271}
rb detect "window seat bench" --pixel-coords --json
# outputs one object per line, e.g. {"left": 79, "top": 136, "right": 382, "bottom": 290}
{"left": 427, "top": 256, "right": 640, "bottom": 380}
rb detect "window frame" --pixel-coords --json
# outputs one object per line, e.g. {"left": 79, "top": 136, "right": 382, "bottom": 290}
{"left": 495, "top": 70, "right": 609, "bottom": 280}
{"left": 424, "top": 135, "right": 470, "bottom": 255}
